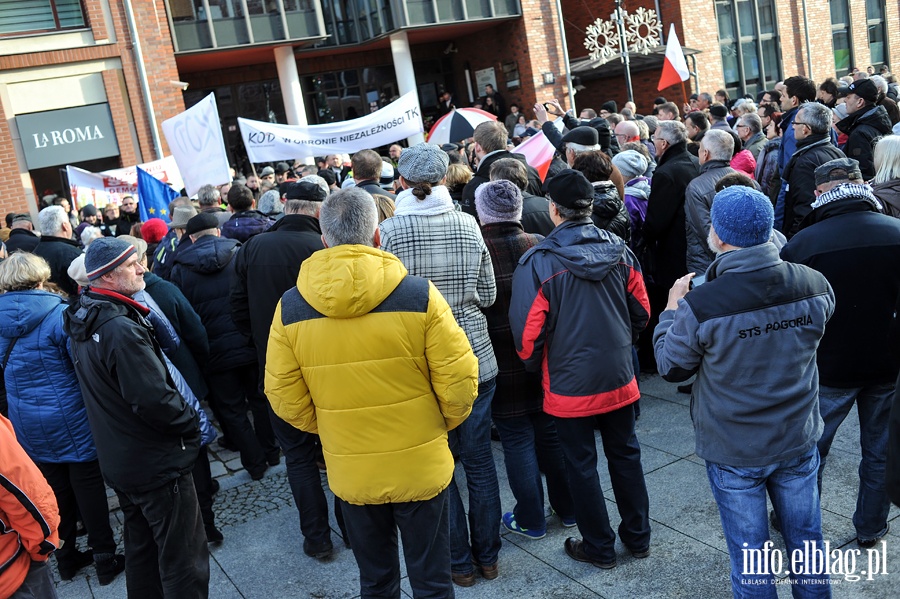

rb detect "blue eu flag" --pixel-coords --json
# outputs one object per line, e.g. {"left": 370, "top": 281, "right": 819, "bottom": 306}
{"left": 137, "top": 167, "right": 179, "bottom": 223}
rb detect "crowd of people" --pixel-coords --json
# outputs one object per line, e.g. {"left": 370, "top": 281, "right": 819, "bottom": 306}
{"left": 2, "top": 67, "right": 900, "bottom": 599}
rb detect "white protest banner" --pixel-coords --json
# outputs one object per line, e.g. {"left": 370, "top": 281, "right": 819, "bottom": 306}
{"left": 238, "top": 91, "right": 423, "bottom": 162}
{"left": 67, "top": 156, "right": 183, "bottom": 209}
{"left": 161, "top": 93, "right": 231, "bottom": 196}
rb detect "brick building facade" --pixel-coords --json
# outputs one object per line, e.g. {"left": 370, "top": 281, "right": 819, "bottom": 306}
{"left": 1, "top": 0, "right": 897, "bottom": 216}
{"left": 0, "top": 0, "right": 185, "bottom": 216}
{"left": 562, "top": 0, "right": 900, "bottom": 115}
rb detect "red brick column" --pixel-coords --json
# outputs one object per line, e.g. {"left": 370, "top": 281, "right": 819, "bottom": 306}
{"left": 102, "top": 69, "right": 139, "bottom": 167}
{"left": 0, "top": 102, "right": 31, "bottom": 215}
{"left": 83, "top": 0, "right": 109, "bottom": 40}
{"left": 849, "top": 0, "right": 871, "bottom": 70}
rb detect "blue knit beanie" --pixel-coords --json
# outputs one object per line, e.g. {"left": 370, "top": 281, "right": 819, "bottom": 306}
{"left": 710, "top": 186, "right": 773, "bottom": 248}
{"left": 84, "top": 236, "right": 136, "bottom": 281}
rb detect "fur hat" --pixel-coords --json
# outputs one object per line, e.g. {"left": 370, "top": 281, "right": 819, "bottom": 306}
{"left": 475, "top": 180, "right": 523, "bottom": 225}
{"left": 397, "top": 143, "right": 449, "bottom": 183}
{"left": 84, "top": 236, "right": 136, "bottom": 281}
{"left": 612, "top": 150, "right": 649, "bottom": 181}
{"left": 710, "top": 186, "right": 773, "bottom": 248}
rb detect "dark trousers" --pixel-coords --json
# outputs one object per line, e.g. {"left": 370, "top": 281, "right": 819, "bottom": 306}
{"left": 268, "top": 409, "right": 344, "bottom": 544}
{"left": 38, "top": 460, "right": 116, "bottom": 566}
{"left": 554, "top": 405, "right": 651, "bottom": 562}
{"left": 10, "top": 561, "right": 57, "bottom": 599}
{"left": 191, "top": 447, "right": 215, "bottom": 527}
{"left": 207, "top": 364, "right": 276, "bottom": 475}
{"left": 339, "top": 488, "right": 453, "bottom": 599}
{"left": 117, "top": 473, "right": 209, "bottom": 599}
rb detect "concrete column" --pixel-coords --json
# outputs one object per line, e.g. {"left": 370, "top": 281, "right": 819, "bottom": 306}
{"left": 390, "top": 31, "right": 425, "bottom": 146}
{"left": 274, "top": 45, "right": 314, "bottom": 165}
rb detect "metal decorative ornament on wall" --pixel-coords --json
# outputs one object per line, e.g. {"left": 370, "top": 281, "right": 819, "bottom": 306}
{"left": 582, "top": 5, "right": 663, "bottom": 102}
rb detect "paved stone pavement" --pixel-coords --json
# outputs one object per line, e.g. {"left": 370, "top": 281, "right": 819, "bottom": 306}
{"left": 56, "top": 374, "right": 898, "bottom": 598}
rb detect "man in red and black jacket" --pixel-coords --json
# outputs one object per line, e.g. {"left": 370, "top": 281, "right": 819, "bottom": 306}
{"left": 509, "top": 169, "right": 652, "bottom": 570}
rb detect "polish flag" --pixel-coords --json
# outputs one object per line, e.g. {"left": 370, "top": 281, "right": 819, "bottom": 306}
{"left": 657, "top": 24, "right": 690, "bottom": 91}
{"left": 515, "top": 118, "right": 565, "bottom": 181}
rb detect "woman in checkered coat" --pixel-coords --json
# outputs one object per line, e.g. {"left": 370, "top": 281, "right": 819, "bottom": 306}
{"left": 380, "top": 143, "right": 502, "bottom": 586}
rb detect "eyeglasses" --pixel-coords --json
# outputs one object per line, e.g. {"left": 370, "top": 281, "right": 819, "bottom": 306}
{"left": 736, "top": 124, "right": 749, "bottom": 129}
{"left": 792, "top": 121, "right": 810, "bottom": 128}
{"left": 615, "top": 133, "right": 629, "bottom": 138}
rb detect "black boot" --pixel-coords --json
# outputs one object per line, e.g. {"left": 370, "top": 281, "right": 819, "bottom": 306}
{"left": 57, "top": 549, "right": 93, "bottom": 581}
{"left": 94, "top": 553, "right": 125, "bottom": 586}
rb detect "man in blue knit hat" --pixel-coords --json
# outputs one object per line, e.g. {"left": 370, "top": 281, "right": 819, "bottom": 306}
{"left": 64, "top": 236, "right": 209, "bottom": 598}
{"left": 653, "top": 186, "right": 836, "bottom": 597}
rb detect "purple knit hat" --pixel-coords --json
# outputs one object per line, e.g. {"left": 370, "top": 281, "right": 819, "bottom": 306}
{"left": 474, "top": 180, "right": 523, "bottom": 224}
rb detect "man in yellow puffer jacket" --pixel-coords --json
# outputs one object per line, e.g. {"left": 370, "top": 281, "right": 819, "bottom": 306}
{"left": 265, "top": 187, "right": 478, "bottom": 599}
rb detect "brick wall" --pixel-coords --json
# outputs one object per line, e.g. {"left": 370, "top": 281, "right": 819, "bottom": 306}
{"left": 452, "top": 2, "right": 570, "bottom": 116}
{"left": 0, "top": 102, "right": 29, "bottom": 215}
{"left": 102, "top": 69, "right": 139, "bottom": 166}
{"left": 849, "top": 0, "right": 871, "bottom": 71}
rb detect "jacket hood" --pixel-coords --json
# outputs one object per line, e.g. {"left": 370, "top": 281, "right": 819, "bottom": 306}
{"left": 172, "top": 235, "right": 239, "bottom": 274}
{"left": 297, "top": 245, "right": 408, "bottom": 319}
{"left": 64, "top": 291, "right": 130, "bottom": 342}
{"left": 529, "top": 220, "right": 626, "bottom": 282}
{"left": 763, "top": 137, "right": 781, "bottom": 151}
{"left": 0, "top": 290, "right": 64, "bottom": 339}
{"left": 837, "top": 105, "right": 892, "bottom": 135}
{"left": 591, "top": 181, "right": 620, "bottom": 218}
{"left": 625, "top": 177, "right": 651, "bottom": 200}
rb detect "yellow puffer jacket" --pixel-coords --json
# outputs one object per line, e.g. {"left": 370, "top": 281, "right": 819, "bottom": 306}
{"left": 265, "top": 244, "right": 478, "bottom": 505}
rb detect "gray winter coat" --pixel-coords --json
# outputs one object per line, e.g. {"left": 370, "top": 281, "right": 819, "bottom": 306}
{"left": 684, "top": 160, "right": 736, "bottom": 275}
{"left": 653, "top": 243, "right": 835, "bottom": 467}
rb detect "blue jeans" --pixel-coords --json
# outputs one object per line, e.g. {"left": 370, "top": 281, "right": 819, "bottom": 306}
{"left": 817, "top": 383, "right": 893, "bottom": 540}
{"left": 554, "top": 406, "right": 650, "bottom": 562}
{"left": 493, "top": 411, "right": 574, "bottom": 530}
{"left": 447, "top": 378, "right": 501, "bottom": 574}
{"left": 706, "top": 446, "right": 831, "bottom": 599}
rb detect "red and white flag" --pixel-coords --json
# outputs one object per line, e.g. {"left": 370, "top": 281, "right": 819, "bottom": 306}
{"left": 657, "top": 24, "right": 690, "bottom": 91}
{"left": 515, "top": 118, "right": 565, "bottom": 181}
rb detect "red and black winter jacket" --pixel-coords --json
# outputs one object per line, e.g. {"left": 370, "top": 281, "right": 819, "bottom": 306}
{"left": 509, "top": 220, "right": 650, "bottom": 418}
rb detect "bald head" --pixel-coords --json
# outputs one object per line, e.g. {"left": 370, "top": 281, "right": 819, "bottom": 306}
{"left": 615, "top": 121, "right": 640, "bottom": 143}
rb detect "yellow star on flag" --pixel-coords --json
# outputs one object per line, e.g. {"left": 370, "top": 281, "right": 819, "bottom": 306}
{"left": 161, "top": 209, "right": 167, "bottom": 215}
{"left": 148, "top": 207, "right": 156, "bottom": 214}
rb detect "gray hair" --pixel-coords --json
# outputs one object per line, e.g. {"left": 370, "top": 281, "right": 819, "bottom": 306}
{"left": 739, "top": 112, "right": 763, "bottom": 135}
{"left": 554, "top": 202, "right": 593, "bottom": 221}
{"left": 38, "top": 205, "right": 67, "bottom": 236}
{"left": 566, "top": 142, "right": 602, "bottom": 155}
{"left": 699, "top": 92, "right": 713, "bottom": 104}
{"left": 80, "top": 226, "right": 103, "bottom": 247}
{"left": 798, "top": 102, "right": 833, "bottom": 135}
{"left": 656, "top": 120, "right": 686, "bottom": 145}
{"left": 320, "top": 188, "right": 378, "bottom": 247}
{"left": 701, "top": 129, "right": 735, "bottom": 161}
{"left": 871, "top": 75, "right": 889, "bottom": 95}
{"left": 734, "top": 99, "right": 757, "bottom": 115}
{"left": 257, "top": 190, "right": 283, "bottom": 216}
{"left": 197, "top": 184, "right": 221, "bottom": 207}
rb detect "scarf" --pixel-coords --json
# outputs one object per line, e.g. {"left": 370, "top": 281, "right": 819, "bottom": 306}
{"left": 394, "top": 185, "right": 456, "bottom": 216}
{"left": 810, "top": 182, "right": 882, "bottom": 211}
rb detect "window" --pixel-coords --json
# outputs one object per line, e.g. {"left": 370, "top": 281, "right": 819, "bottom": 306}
{"left": 829, "top": 0, "right": 852, "bottom": 76}
{"left": 866, "top": 0, "right": 887, "bottom": 67}
{"left": 0, "top": 0, "right": 85, "bottom": 35}
{"left": 715, "top": 0, "right": 781, "bottom": 98}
